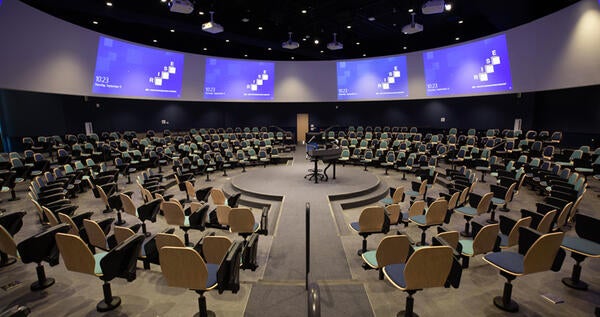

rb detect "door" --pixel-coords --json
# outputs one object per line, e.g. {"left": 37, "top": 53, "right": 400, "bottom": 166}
{"left": 297, "top": 113, "right": 309, "bottom": 144}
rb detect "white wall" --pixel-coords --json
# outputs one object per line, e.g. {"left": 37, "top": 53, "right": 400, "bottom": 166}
{"left": 0, "top": 0, "right": 598, "bottom": 102}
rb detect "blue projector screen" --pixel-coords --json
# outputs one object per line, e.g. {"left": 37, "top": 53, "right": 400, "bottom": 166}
{"left": 337, "top": 56, "right": 409, "bottom": 100}
{"left": 423, "top": 34, "right": 512, "bottom": 96}
{"left": 92, "top": 37, "right": 184, "bottom": 98}
{"left": 204, "top": 58, "right": 274, "bottom": 100}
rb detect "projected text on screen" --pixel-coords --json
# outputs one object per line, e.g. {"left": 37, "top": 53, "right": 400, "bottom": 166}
{"left": 337, "top": 56, "right": 409, "bottom": 100}
{"left": 423, "top": 34, "right": 512, "bottom": 96}
{"left": 204, "top": 58, "right": 274, "bottom": 100}
{"left": 92, "top": 37, "right": 184, "bottom": 98}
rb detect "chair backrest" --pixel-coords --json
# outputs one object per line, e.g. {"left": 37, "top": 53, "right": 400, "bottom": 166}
{"left": 523, "top": 231, "right": 565, "bottom": 274}
{"left": 385, "top": 204, "right": 401, "bottom": 224}
{"left": 507, "top": 217, "right": 532, "bottom": 247}
{"left": 114, "top": 226, "right": 136, "bottom": 245}
{"left": 0, "top": 225, "right": 18, "bottom": 258}
{"left": 358, "top": 206, "right": 385, "bottom": 233}
{"left": 216, "top": 205, "right": 232, "bottom": 226}
{"left": 203, "top": 236, "right": 233, "bottom": 264}
{"left": 83, "top": 219, "right": 108, "bottom": 250}
{"left": 96, "top": 185, "right": 110, "bottom": 206}
{"left": 418, "top": 180, "right": 427, "bottom": 195}
{"left": 211, "top": 188, "right": 227, "bottom": 205}
{"left": 155, "top": 233, "right": 185, "bottom": 250}
{"left": 185, "top": 181, "right": 195, "bottom": 199}
{"left": 473, "top": 223, "right": 499, "bottom": 255}
{"left": 458, "top": 187, "right": 470, "bottom": 206}
{"left": 408, "top": 200, "right": 426, "bottom": 218}
{"left": 436, "top": 231, "right": 459, "bottom": 250}
{"left": 229, "top": 208, "right": 256, "bottom": 233}
{"left": 504, "top": 182, "right": 517, "bottom": 202}
{"left": 392, "top": 187, "right": 404, "bottom": 204}
{"left": 55, "top": 233, "right": 96, "bottom": 275}
{"left": 426, "top": 200, "right": 448, "bottom": 225}
{"left": 537, "top": 210, "right": 557, "bottom": 234}
{"left": 57, "top": 213, "right": 79, "bottom": 235}
{"left": 476, "top": 192, "right": 494, "bottom": 215}
{"left": 120, "top": 193, "right": 137, "bottom": 216}
{"left": 555, "top": 201, "right": 572, "bottom": 229}
{"left": 162, "top": 201, "right": 185, "bottom": 226}
{"left": 403, "top": 246, "right": 453, "bottom": 290}
{"left": 568, "top": 193, "right": 585, "bottom": 222}
{"left": 42, "top": 207, "right": 60, "bottom": 227}
{"left": 447, "top": 191, "right": 460, "bottom": 210}
{"left": 159, "top": 247, "right": 209, "bottom": 290}
{"left": 376, "top": 235, "right": 410, "bottom": 268}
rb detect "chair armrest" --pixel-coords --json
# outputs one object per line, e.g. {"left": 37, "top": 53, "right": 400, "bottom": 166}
{"left": 575, "top": 214, "right": 600, "bottom": 243}
{"left": 490, "top": 184, "right": 508, "bottom": 198}
{"left": 520, "top": 209, "right": 543, "bottom": 229}
{"left": 543, "top": 196, "right": 570, "bottom": 209}
{"left": 517, "top": 227, "right": 542, "bottom": 255}
{"left": 535, "top": 202, "right": 557, "bottom": 215}
{"left": 468, "top": 193, "right": 483, "bottom": 208}
{"left": 471, "top": 221, "right": 486, "bottom": 238}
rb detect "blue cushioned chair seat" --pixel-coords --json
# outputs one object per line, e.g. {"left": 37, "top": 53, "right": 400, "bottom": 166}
{"left": 206, "top": 263, "right": 219, "bottom": 289}
{"left": 455, "top": 206, "right": 478, "bottom": 216}
{"left": 405, "top": 190, "right": 419, "bottom": 198}
{"left": 184, "top": 216, "right": 190, "bottom": 227}
{"left": 384, "top": 263, "right": 407, "bottom": 289}
{"left": 562, "top": 237, "right": 600, "bottom": 256}
{"left": 484, "top": 252, "right": 524, "bottom": 274}
{"left": 459, "top": 240, "right": 474, "bottom": 256}
{"left": 491, "top": 197, "right": 505, "bottom": 205}
{"left": 350, "top": 222, "right": 360, "bottom": 232}
{"left": 94, "top": 252, "right": 108, "bottom": 275}
{"left": 362, "top": 250, "right": 378, "bottom": 268}
{"left": 401, "top": 212, "right": 408, "bottom": 222}
{"left": 410, "top": 215, "right": 427, "bottom": 226}
{"left": 380, "top": 198, "right": 393, "bottom": 205}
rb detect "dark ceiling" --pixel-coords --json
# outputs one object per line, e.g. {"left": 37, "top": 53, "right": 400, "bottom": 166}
{"left": 21, "top": 0, "right": 580, "bottom": 61}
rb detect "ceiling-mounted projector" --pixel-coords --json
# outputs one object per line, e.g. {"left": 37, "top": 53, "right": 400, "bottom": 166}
{"left": 327, "top": 33, "right": 343, "bottom": 50}
{"left": 169, "top": 0, "right": 194, "bottom": 14}
{"left": 422, "top": 0, "right": 445, "bottom": 15}
{"left": 402, "top": 12, "right": 423, "bottom": 34}
{"left": 282, "top": 32, "right": 300, "bottom": 50}
{"left": 202, "top": 11, "right": 224, "bottom": 34}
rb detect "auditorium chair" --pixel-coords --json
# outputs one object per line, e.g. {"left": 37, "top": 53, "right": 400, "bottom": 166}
{"left": 0, "top": 211, "right": 26, "bottom": 267}
{"left": 483, "top": 228, "right": 565, "bottom": 312}
{"left": 162, "top": 200, "right": 209, "bottom": 246}
{"left": 210, "top": 188, "right": 227, "bottom": 205}
{"left": 383, "top": 246, "right": 456, "bottom": 317}
{"left": 0, "top": 223, "right": 70, "bottom": 291}
{"left": 56, "top": 233, "right": 144, "bottom": 312}
{"left": 560, "top": 214, "right": 600, "bottom": 291}
{"left": 457, "top": 221, "right": 500, "bottom": 268}
{"left": 405, "top": 179, "right": 427, "bottom": 203}
{"left": 120, "top": 194, "right": 162, "bottom": 236}
{"left": 228, "top": 207, "right": 260, "bottom": 243}
{"left": 380, "top": 186, "right": 404, "bottom": 206}
{"left": 409, "top": 199, "right": 448, "bottom": 246}
{"left": 498, "top": 216, "right": 532, "bottom": 249}
{"left": 519, "top": 209, "right": 557, "bottom": 234}
{"left": 349, "top": 206, "right": 390, "bottom": 255}
{"left": 488, "top": 182, "right": 517, "bottom": 223}
{"left": 454, "top": 192, "right": 493, "bottom": 237}
{"left": 362, "top": 235, "right": 411, "bottom": 280}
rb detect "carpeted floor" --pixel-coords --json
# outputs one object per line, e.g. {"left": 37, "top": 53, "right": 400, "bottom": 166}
{"left": 1, "top": 146, "right": 599, "bottom": 316}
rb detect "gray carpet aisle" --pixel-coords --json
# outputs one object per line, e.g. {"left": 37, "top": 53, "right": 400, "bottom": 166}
{"left": 244, "top": 149, "right": 373, "bottom": 316}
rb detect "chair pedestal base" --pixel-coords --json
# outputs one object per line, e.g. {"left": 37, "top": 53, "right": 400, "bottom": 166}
{"left": 563, "top": 260, "right": 588, "bottom": 290}
{"left": 397, "top": 290, "right": 418, "bottom": 317}
{"left": 97, "top": 296, "right": 121, "bottom": 312}
{"left": 493, "top": 296, "right": 518, "bottom": 312}
{"left": 196, "top": 291, "right": 216, "bottom": 317}
{"left": 487, "top": 210, "right": 498, "bottom": 224}
{"left": 115, "top": 211, "right": 126, "bottom": 226}
{"left": 31, "top": 264, "right": 54, "bottom": 291}
{"left": 357, "top": 237, "right": 368, "bottom": 256}
{"left": 97, "top": 281, "right": 121, "bottom": 312}
{"left": 460, "top": 218, "right": 472, "bottom": 237}
{"left": 397, "top": 311, "right": 418, "bottom": 317}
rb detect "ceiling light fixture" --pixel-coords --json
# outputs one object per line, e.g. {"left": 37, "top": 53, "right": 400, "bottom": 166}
{"left": 282, "top": 32, "right": 299, "bottom": 50}
{"left": 327, "top": 33, "right": 343, "bottom": 50}
{"left": 168, "top": 0, "right": 194, "bottom": 14}
{"left": 314, "top": 39, "right": 319, "bottom": 44}
{"left": 161, "top": 0, "right": 167, "bottom": 2}
{"left": 346, "top": 25, "right": 352, "bottom": 29}
{"left": 356, "top": 42, "right": 360, "bottom": 45}
{"left": 368, "top": 17, "right": 376, "bottom": 21}
{"left": 258, "top": 26, "right": 263, "bottom": 30}
{"left": 455, "top": 37, "right": 460, "bottom": 41}
{"left": 92, "top": 20, "right": 98, "bottom": 25}
{"left": 301, "top": 9, "right": 307, "bottom": 14}
{"left": 199, "top": 11, "right": 204, "bottom": 15}
{"left": 202, "top": 11, "right": 224, "bottom": 34}
{"left": 170, "top": 29, "right": 175, "bottom": 32}
{"left": 408, "top": 8, "right": 413, "bottom": 13}
{"left": 268, "top": 47, "right": 272, "bottom": 51}
{"left": 445, "top": 3, "right": 452, "bottom": 11}
{"left": 458, "top": 20, "right": 464, "bottom": 24}
{"left": 106, "top": 2, "right": 113, "bottom": 7}
{"left": 153, "top": 39, "right": 158, "bottom": 43}
{"left": 241, "top": 17, "right": 249, "bottom": 22}
{"left": 422, "top": 0, "right": 445, "bottom": 14}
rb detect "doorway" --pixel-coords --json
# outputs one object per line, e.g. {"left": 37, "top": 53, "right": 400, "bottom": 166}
{"left": 296, "top": 113, "right": 309, "bottom": 144}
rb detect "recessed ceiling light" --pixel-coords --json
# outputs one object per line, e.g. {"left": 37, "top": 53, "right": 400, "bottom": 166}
{"left": 368, "top": 17, "right": 376, "bottom": 21}
{"left": 356, "top": 42, "right": 360, "bottom": 45}
{"left": 458, "top": 20, "right": 464, "bottom": 24}
{"left": 291, "top": 56, "right": 295, "bottom": 60}
{"left": 445, "top": 3, "right": 452, "bottom": 11}
{"left": 301, "top": 9, "right": 307, "bottom": 14}
{"left": 346, "top": 25, "right": 351, "bottom": 29}
{"left": 170, "top": 29, "right": 175, "bottom": 33}
{"left": 106, "top": 2, "right": 113, "bottom": 7}
{"left": 302, "top": 38, "right": 307, "bottom": 41}
{"left": 161, "top": 0, "right": 167, "bottom": 2}
{"left": 393, "top": 23, "right": 397, "bottom": 27}
{"left": 408, "top": 8, "right": 413, "bottom": 13}
{"left": 92, "top": 21, "right": 98, "bottom": 25}
{"left": 267, "top": 47, "right": 272, "bottom": 51}
{"left": 258, "top": 26, "right": 263, "bottom": 30}
{"left": 362, "top": 53, "right": 366, "bottom": 57}
{"left": 199, "top": 11, "right": 205, "bottom": 15}
{"left": 203, "top": 47, "right": 207, "bottom": 51}
{"left": 403, "top": 46, "right": 407, "bottom": 50}
{"left": 241, "top": 17, "right": 249, "bottom": 22}
{"left": 314, "top": 39, "right": 319, "bottom": 44}
{"left": 153, "top": 39, "right": 158, "bottom": 43}
{"left": 320, "top": 50, "right": 324, "bottom": 53}
{"left": 225, "top": 39, "right": 230, "bottom": 43}
{"left": 244, "top": 54, "right": 248, "bottom": 57}
{"left": 455, "top": 37, "right": 460, "bottom": 41}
